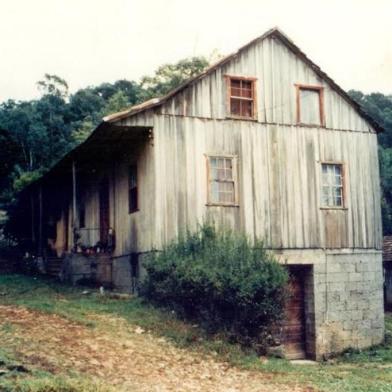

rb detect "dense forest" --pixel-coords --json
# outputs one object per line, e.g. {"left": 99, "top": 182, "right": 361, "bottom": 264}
{"left": 0, "top": 57, "right": 209, "bottom": 205}
{"left": 0, "top": 57, "right": 391, "bottom": 234}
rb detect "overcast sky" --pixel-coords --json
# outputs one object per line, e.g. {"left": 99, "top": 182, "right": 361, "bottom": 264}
{"left": 1, "top": 0, "right": 391, "bottom": 103}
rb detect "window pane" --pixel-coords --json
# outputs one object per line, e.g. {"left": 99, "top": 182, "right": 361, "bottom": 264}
{"left": 218, "top": 182, "right": 234, "bottom": 203}
{"left": 231, "top": 79, "right": 241, "bottom": 89}
{"left": 322, "top": 186, "right": 330, "bottom": 205}
{"left": 216, "top": 158, "right": 224, "bottom": 168}
{"left": 241, "top": 80, "right": 252, "bottom": 90}
{"left": 300, "top": 89, "right": 321, "bottom": 125}
{"left": 231, "top": 87, "right": 241, "bottom": 97}
{"left": 230, "top": 98, "right": 241, "bottom": 116}
{"left": 241, "top": 100, "right": 253, "bottom": 117}
{"left": 224, "top": 168, "right": 232, "bottom": 180}
{"left": 210, "top": 168, "right": 218, "bottom": 180}
{"left": 211, "top": 181, "right": 219, "bottom": 203}
{"left": 217, "top": 168, "right": 225, "bottom": 180}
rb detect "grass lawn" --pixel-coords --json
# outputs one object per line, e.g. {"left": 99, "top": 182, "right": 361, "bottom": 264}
{"left": 0, "top": 274, "right": 391, "bottom": 392}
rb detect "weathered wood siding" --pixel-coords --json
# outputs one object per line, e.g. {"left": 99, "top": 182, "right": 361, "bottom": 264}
{"left": 159, "top": 36, "right": 374, "bottom": 133}
{"left": 110, "top": 138, "right": 156, "bottom": 256}
{"left": 128, "top": 116, "right": 381, "bottom": 250}
{"left": 111, "top": 34, "right": 381, "bottom": 252}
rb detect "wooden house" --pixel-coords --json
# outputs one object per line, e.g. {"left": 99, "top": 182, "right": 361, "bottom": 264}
{"left": 16, "top": 28, "right": 384, "bottom": 360}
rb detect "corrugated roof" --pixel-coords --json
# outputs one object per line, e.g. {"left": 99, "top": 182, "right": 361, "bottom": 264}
{"left": 384, "top": 236, "right": 392, "bottom": 262}
{"left": 103, "top": 27, "right": 384, "bottom": 133}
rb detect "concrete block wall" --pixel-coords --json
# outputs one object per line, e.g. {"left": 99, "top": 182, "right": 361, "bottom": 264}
{"left": 313, "top": 251, "right": 384, "bottom": 359}
{"left": 112, "top": 255, "right": 133, "bottom": 293}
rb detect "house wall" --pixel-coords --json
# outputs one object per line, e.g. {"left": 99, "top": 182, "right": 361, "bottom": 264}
{"left": 118, "top": 115, "right": 381, "bottom": 251}
{"left": 159, "top": 36, "right": 374, "bottom": 133}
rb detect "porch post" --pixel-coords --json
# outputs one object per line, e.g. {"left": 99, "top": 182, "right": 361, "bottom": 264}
{"left": 72, "top": 160, "right": 78, "bottom": 250}
{"left": 38, "top": 185, "right": 43, "bottom": 257}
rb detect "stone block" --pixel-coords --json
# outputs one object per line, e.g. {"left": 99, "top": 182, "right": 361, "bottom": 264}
{"left": 327, "top": 272, "right": 348, "bottom": 283}
{"left": 328, "top": 282, "right": 344, "bottom": 291}
{"left": 349, "top": 272, "right": 363, "bottom": 282}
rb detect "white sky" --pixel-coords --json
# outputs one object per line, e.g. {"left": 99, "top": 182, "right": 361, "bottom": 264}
{"left": 0, "top": 0, "right": 391, "bottom": 103}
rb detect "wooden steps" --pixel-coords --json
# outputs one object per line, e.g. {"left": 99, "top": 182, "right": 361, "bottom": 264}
{"left": 46, "top": 257, "right": 63, "bottom": 277}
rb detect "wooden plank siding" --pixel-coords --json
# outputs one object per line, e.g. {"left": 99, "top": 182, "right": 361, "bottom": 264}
{"left": 156, "top": 36, "right": 375, "bottom": 133}
{"left": 70, "top": 34, "right": 381, "bottom": 257}
{"left": 116, "top": 113, "right": 381, "bottom": 252}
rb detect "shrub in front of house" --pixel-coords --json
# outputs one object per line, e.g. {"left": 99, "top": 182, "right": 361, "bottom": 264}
{"left": 140, "top": 223, "right": 288, "bottom": 349}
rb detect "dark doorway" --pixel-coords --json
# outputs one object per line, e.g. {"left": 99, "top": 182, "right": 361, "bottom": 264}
{"left": 282, "top": 266, "right": 307, "bottom": 359}
{"left": 99, "top": 178, "right": 110, "bottom": 247}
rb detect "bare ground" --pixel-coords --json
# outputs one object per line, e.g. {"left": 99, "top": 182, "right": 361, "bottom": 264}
{"left": 0, "top": 305, "right": 311, "bottom": 392}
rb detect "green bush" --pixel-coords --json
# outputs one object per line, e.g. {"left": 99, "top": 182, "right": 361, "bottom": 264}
{"left": 140, "top": 224, "right": 288, "bottom": 349}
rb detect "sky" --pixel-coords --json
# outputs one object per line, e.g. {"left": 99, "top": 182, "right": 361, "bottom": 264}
{"left": 0, "top": 0, "right": 391, "bottom": 102}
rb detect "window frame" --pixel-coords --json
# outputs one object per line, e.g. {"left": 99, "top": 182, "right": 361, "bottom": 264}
{"left": 205, "top": 154, "right": 239, "bottom": 207}
{"left": 295, "top": 84, "right": 325, "bottom": 127}
{"left": 320, "top": 161, "right": 347, "bottom": 210}
{"left": 225, "top": 75, "right": 257, "bottom": 120}
{"left": 128, "top": 164, "right": 139, "bottom": 214}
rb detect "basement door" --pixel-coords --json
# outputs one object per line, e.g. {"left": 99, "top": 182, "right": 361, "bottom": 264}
{"left": 99, "top": 178, "right": 110, "bottom": 247}
{"left": 282, "top": 267, "right": 306, "bottom": 359}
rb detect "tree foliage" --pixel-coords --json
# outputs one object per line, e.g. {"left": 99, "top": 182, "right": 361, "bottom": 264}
{"left": 348, "top": 90, "right": 392, "bottom": 234}
{"left": 0, "top": 56, "right": 209, "bottom": 206}
{"left": 139, "top": 56, "right": 209, "bottom": 100}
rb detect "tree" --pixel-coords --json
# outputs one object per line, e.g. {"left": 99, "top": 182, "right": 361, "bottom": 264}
{"left": 0, "top": 56, "right": 210, "bottom": 208}
{"left": 0, "top": 128, "right": 22, "bottom": 206}
{"left": 140, "top": 56, "right": 209, "bottom": 100}
{"left": 37, "top": 74, "right": 69, "bottom": 99}
{"left": 349, "top": 90, "right": 392, "bottom": 234}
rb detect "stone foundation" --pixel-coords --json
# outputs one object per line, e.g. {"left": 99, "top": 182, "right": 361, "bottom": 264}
{"left": 314, "top": 251, "right": 384, "bottom": 359}
{"left": 275, "top": 249, "right": 384, "bottom": 360}
{"left": 60, "top": 253, "right": 112, "bottom": 287}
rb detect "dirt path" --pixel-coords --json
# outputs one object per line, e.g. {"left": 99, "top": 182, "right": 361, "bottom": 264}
{"left": 0, "top": 305, "right": 310, "bottom": 392}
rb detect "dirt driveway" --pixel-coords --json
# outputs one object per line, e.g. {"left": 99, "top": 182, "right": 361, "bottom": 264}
{"left": 0, "top": 305, "right": 310, "bottom": 392}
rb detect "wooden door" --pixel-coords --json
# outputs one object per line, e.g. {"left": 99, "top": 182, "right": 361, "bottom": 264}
{"left": 282, "top": 269, "right": 306, "bottom": 359}
{"left": 99, "top": 178, "right": 110, "bottom": 247}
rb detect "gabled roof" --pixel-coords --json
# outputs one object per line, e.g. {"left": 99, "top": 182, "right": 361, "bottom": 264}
{"left": 103, "top": 27, "right": 383, "bottom": 133}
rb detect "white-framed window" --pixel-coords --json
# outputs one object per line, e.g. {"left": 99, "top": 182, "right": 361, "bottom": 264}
{"left": 206, "top": 155, "right": 238, "bottom": 205}
{"left": 321, "top": 163, "right": 344, "bottom": 207}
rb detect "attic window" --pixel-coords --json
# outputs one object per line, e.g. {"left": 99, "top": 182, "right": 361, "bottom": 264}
{"left": 296, "top": 85, "right": 324, "bottom": 126}
{"left": 227, "top": 76, "right": 256, "bottom": 119}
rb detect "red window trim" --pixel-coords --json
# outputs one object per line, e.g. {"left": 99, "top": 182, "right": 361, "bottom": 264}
{"left": 225, "top": 75, "right": 257, "bottom": 120}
